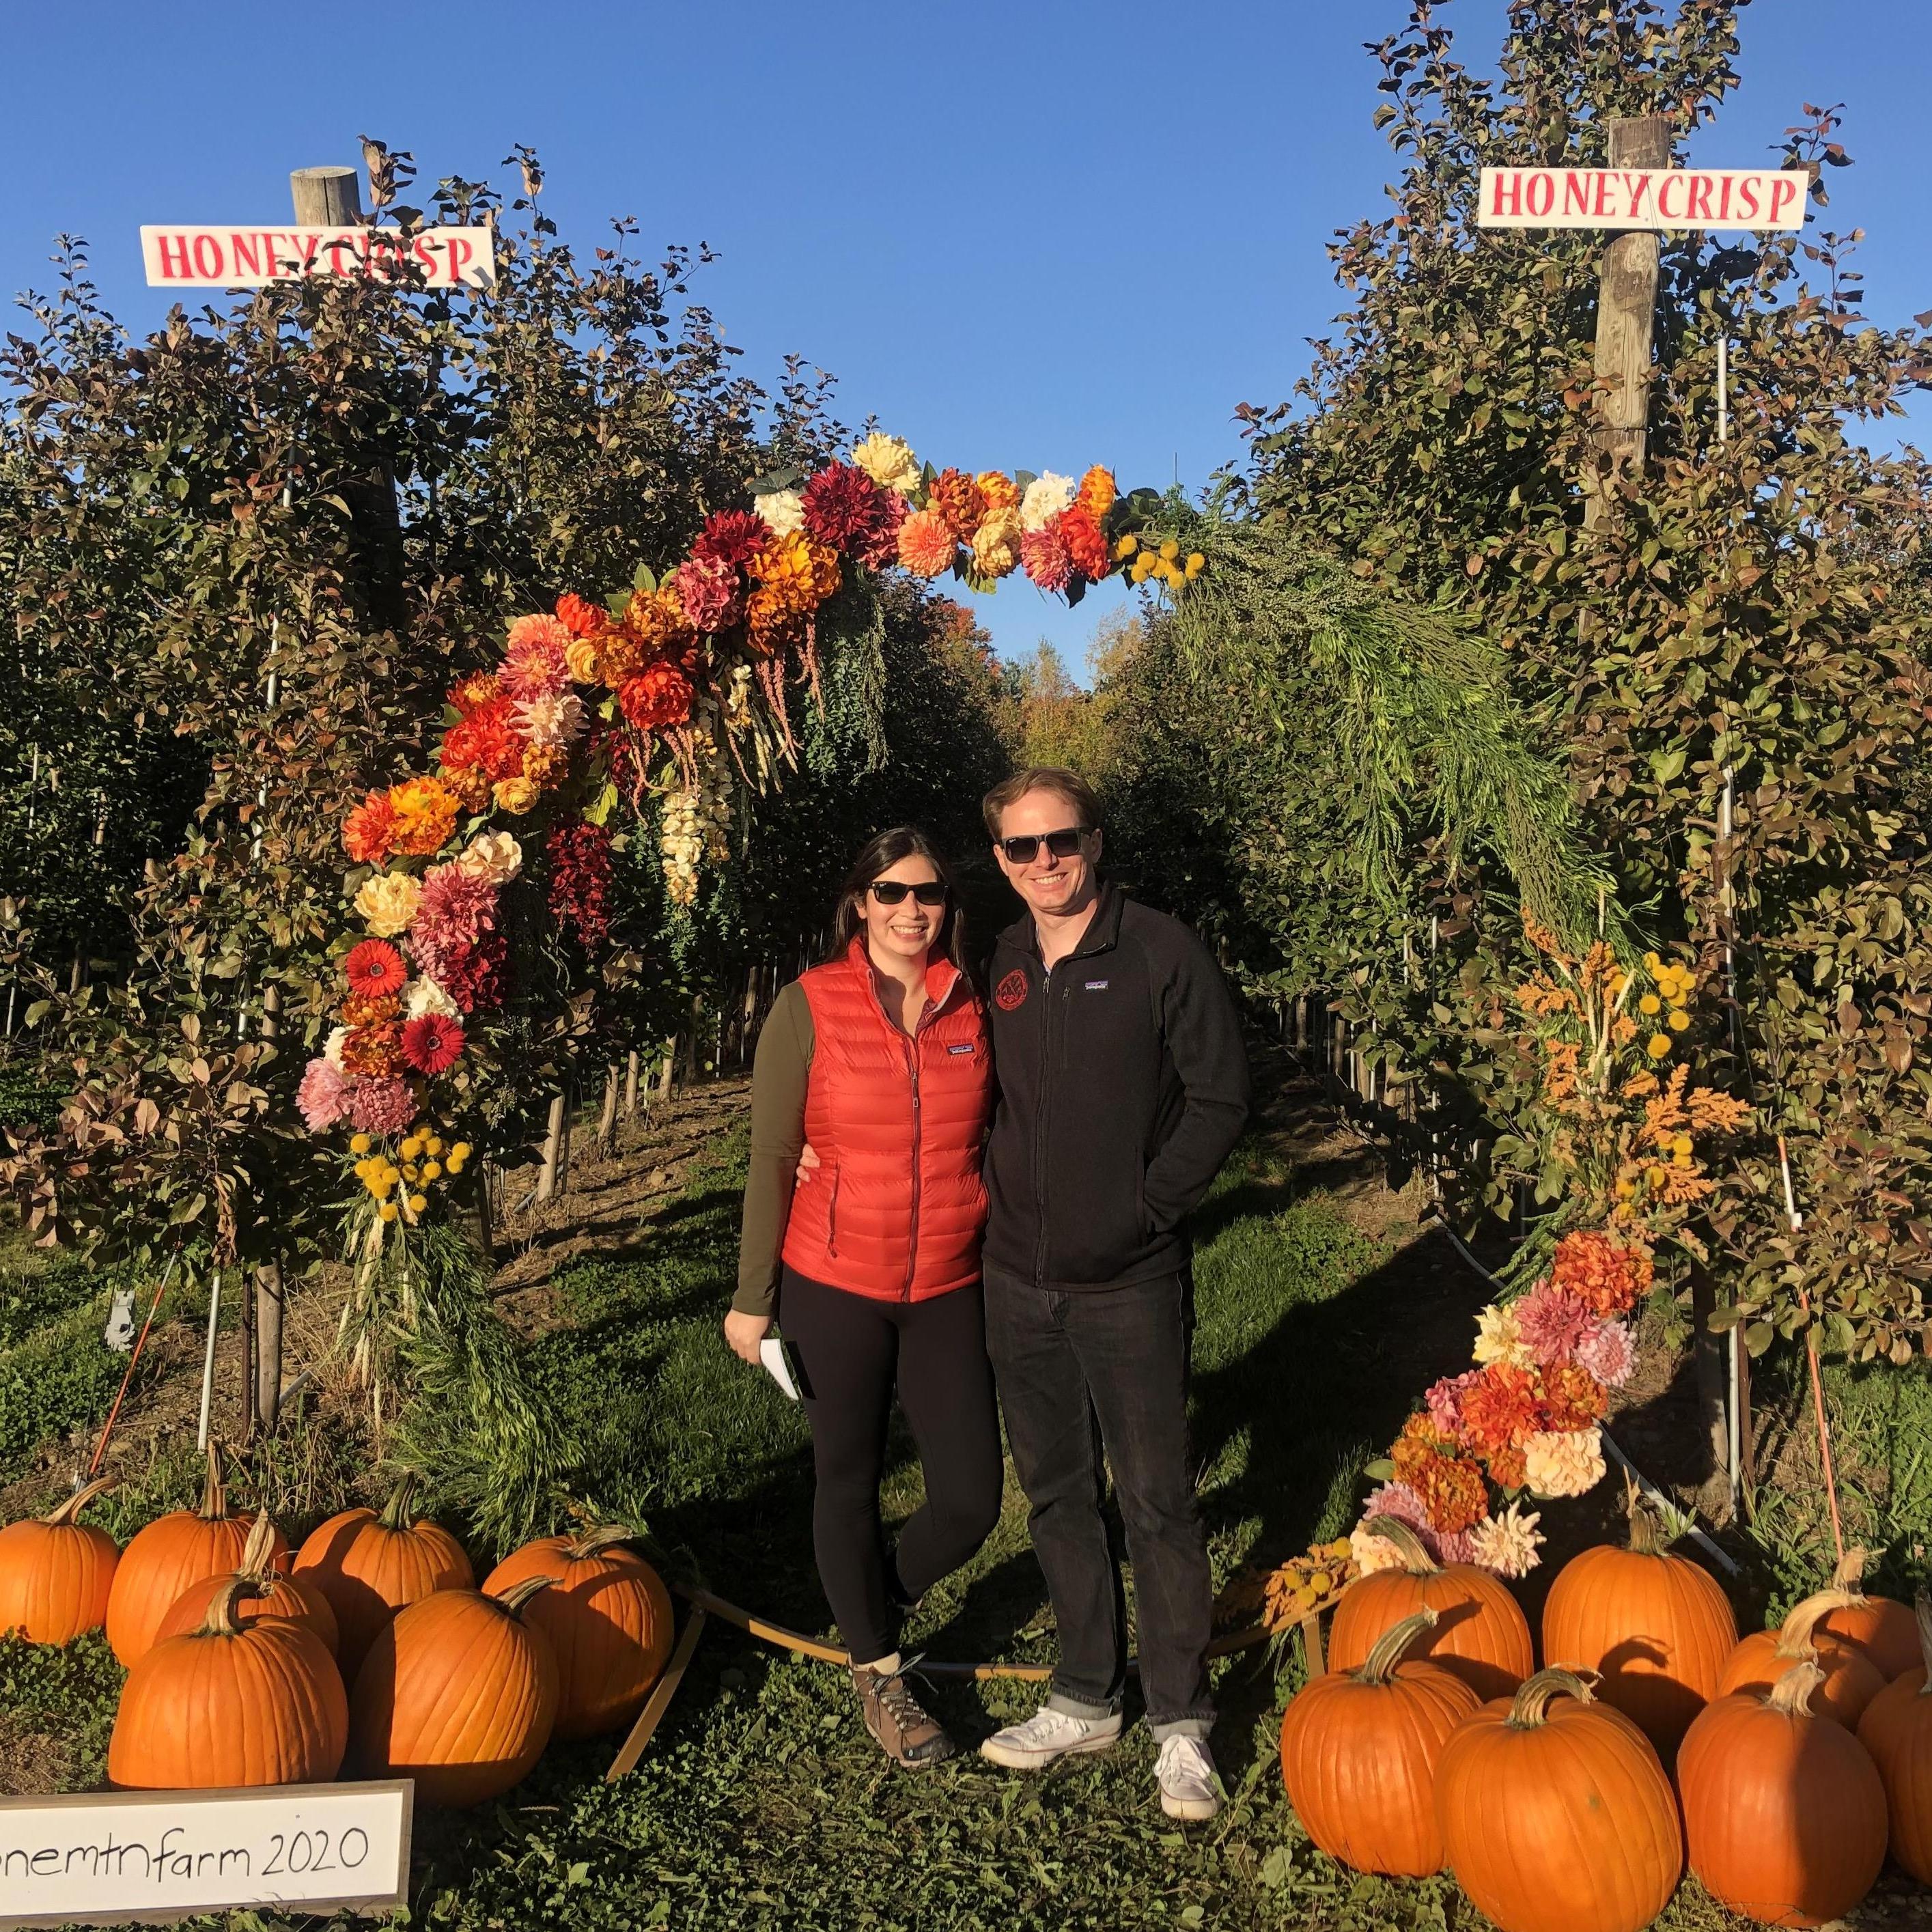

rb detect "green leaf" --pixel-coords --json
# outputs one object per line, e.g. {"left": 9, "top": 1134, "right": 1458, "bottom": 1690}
{"left": 1649, "top": 747, "right": 1686, "bottom": 785}
{"left": 1362, "top": 1457, "right": 1396, "bottom": 1481}
{"left": 632, "top": 563, "right": 658, "bottom": 594}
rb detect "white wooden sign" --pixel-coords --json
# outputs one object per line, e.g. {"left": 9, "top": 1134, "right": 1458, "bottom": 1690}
{"left": 1477, "top": 166, "right": 1808, "bottom": 232}
{"left": 0, "top": 1780, "right": 412, "bottom": 1929}
{"left": 140, "top": 225, "right": 494, "bottom": 290}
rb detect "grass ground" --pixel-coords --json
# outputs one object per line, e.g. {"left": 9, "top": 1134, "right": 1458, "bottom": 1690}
{"left": 3, "top": 1071, "right": 1932, "bottom": 1928}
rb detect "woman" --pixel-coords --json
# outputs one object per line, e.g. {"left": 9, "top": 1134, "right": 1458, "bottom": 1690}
{"left": 725, "top": 826, "right": 1002, "bottom": 1769}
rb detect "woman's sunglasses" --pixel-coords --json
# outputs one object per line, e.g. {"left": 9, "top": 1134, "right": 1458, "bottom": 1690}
{"left": 999, "top": 827, "right": 1086, "bottom": 865}
{"left": 867, "top": 880, "right": 948, "bottom": 907}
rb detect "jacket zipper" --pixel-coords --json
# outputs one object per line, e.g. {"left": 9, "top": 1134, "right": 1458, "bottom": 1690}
{"left": 901, "top": 974, "right": 958, "bottom": 1300}
{"left": 1033, "top": 961, "right": 1053, "bottom": 1288}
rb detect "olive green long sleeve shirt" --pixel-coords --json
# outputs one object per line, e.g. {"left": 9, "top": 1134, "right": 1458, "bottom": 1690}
{"left": 734, "top": 982, "right": 815, "bottom": 1317}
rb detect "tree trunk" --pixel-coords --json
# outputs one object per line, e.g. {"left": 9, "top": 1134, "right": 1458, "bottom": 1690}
{"left": 254, "top": 1259, "right": 284, "bottom": 1433}
{"left": 624, "top": 1048, "right": 641, "bottom": 1120}
{"left": 598, "top": 1064, "right": 620, "bottom": 1152}
{"left": 1690, "top": 1263, "right": 1730, "bottom": 1482}
{"left": 537, "top": 1092, "right": 566, "bottom": 1204}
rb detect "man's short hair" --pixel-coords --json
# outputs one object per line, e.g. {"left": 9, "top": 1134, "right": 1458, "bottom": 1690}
{"left": 983, "top": 767, "right": 1104, "bottom": 841}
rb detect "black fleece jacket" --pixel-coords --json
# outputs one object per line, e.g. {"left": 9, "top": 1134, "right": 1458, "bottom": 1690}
{"left": 982, "top": 882, "right": 1250, "bottom": 1291}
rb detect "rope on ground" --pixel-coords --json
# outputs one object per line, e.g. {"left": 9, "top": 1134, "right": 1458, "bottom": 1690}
{"left": 1426, "top": 1211, "right": 1741, "bottom": 1577}
{"left": 669, "top": 1580, "right": 1272, "bottom": 1680}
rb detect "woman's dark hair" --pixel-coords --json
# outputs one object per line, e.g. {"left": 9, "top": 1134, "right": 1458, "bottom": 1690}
{"left": 826, "top": 826, "right": 972, "bottom": 980}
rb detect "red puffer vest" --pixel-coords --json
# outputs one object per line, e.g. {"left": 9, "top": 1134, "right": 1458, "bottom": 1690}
{"left": 781, "top": 940, "right": 992, "bottom": 1302}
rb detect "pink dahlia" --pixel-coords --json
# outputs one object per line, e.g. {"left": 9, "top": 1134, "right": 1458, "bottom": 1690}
{"left": 296, "top": 1056, "right": 352, "bottom": 1132}
{"left": 667, "top": 553, "right": 743, "bottom": 634}
{"left": 349, "top": 1076, "right": 416, "bottom": 1136}
{"left": 1573, "top": 1317, "right": 1637, "bottom": 1389}
{"left": 1514, "top": 1284, "right": 1597, "bottom": 1369}
{"left": 1359, "top": 1479, "right": 1432, "bottom": 1538}
{"left": 401, "top": 1011, "right": 466, "bottom": 1076}
{"left": 499, "top": 619, "right": 571, "bottom": 703}
{"left": 411, "top": 863, "right": 499, "bottom": 957}
{"left": 1432, "top": 1529, "right": 1483, "bottom": 1567}
{"left": 1425, "top": 1368, "right": 1481, "bottom": 1443}
{"left": 1020, "top": 524, "right": 1074, "bottom": 594}
{"left": 691, "top": 509, "right": 767, "bottom": 570}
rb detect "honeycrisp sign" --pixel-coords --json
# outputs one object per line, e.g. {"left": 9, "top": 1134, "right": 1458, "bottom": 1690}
{"left": 1477, "top": 165, "right": 1810, "bottom": 231}
{"left": 140, "top": 224, "right": 495, "bottom": 288}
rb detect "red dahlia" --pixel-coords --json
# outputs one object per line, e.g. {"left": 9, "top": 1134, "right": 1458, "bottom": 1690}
{"left": 555, "top": 591, "right": 608, "bottom": 639}
{"left": 619, "top": 664, "right": 695, "bottom": 732}
{"left": 690, "top": 509, "right": 767, "bottom": 570}
{"left": 401, "top": 1012, "right": 466, "bottom": 1076}
{"left": 802, "top": 462, "right": 904, "bottom": 565}
{"left": 344, "top": 939, "right": 407, "bottom": 1000}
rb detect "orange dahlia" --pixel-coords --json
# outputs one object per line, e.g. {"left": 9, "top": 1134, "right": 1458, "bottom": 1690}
{"left": 1540, "top": 1362, "right": 1609, "bottom": 1431}
{"left": 555, "top": 591, "right": 608, "bottom": 639}
{"left": 1057, "top": 503, "right": 1111, "bottom": 582}
{"left": 343, "top": 790, "right": 397, "bottom": 866}
{"left": 341, "top": 989, "right": 401, "bottom": 1028}
{"left": 1550, "top": 1229, "right": 1653, "bottom": 1317}
{"left": 1076, "top": 465, "right": 1117, "bottom": 520}
{"left": 387, "top": 776, "right": 460, "bottom": 857}
{"left": 928, "top": 468, "right": 987, "bottom": 541}
{"left": 521, "top": 742, "right": 570, "bottom": 789}
{"left": 976, "top": 470, "right": 1020, "bottom": 513}
{"left": 341, "top": 1021, "right": 405, "bottom": 1079}
{"left": 624, "top": 584, "right": 696, "bottom": 656}
{"left": 1391, "top": 1418, "right": 1489, "bottom": 1535}
{"left": 749, "top": 531, "right": 841, "bottom": 619}
{"left": 440, "top": 762, "right": 492, "bottom": 813}
{"left": 449, "top": 672, "right": 502, "bottom": 715}
{"left": 897, "top": 509, "right": 957, "bottom": 578}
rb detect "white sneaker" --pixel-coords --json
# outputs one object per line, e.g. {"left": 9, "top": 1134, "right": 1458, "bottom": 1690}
{"left": 1156, "top": 1735, "right": 1222, "bottom": 1821}
{"left": 979, "top": 1704, "right": 1123, "bottom": 1769}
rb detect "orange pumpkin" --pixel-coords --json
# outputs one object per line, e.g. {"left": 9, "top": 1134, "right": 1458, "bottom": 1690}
{"left": 1856, "top": 1591, "right": 1932, "bottom": 1885}
{"left": 154, "top": 1514, "right": 340, "bottom": 1655}
{"left": 1540, "top": 1497, "right": 1736, "bottom": 1764}
{"left": 1435, "top": 1668, "right": 1683, "bottom": 1932}
{"left": 348, "top": 1575, "right": 558, "bottom": 1808}
{"left": 1679, "top": 1661, "right": 1888, "bottom": 1926}
{"left": 108, "top": 1577, "right": 347, "bottom": 1789}
{"left": 292, "top": 1470, "right": 472, "bottom": 1680}
{"left": 104, "top": 1442, "right": 288, "bottom": 1667}
{"left": 1813, "top": 1547, "right": 1921, "bottom": 1679}
{"left": 482, "top": 1525, "right": 674, "bottom": 1740}
{"left": 1279, "top": 1607, "right": 1481, "bottom": 1876}
{"left": 1327, "top": 1518, "right": 1533, "bottom": 1701}
{"left": 1718, "top": 1587, "right": 1885, "bottom": 1730}
{"left": 0, "top": 1478, "right": 120, "bottom": 1645}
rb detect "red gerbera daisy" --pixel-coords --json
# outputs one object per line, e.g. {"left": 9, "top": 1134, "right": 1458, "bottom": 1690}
{"left": 400, "top": 1011, "right": 466, "bottom": 1076}
{"left": 344, "top": 939, "right": 407, "bottom": 1000}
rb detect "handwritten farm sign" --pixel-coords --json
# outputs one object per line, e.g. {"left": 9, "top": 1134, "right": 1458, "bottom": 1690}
{"left": 1477, "top": 166, "right": 1809, "bottom": 231}
{"left": 0, "top": 1781, "right": 410, "bottom": 1928}
{"left": 140, "top": 225, "right": 494, "bottom": 289}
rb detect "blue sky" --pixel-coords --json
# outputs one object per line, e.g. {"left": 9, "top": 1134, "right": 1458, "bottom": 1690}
{"left": 2, "top": 1, "right": 1925, "bottom": 673}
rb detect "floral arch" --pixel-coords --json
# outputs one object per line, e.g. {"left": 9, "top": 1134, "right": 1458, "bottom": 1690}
{"left": 296, "top": 434, "right": 1203, "bottom": 1229}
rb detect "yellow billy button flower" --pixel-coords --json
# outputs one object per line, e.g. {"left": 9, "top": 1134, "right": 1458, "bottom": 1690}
{"left": 421, "top": 1161, "right": 442, "bottom": 1181}
{"left": 408, "top": 1193, "right": 428, "bottom": 1214}
{"left": 1647, "top": 1033, "right": 1672, "bottom": 1059}
{"left": 1115, "top": 534, "right": 1138, "bottom": 559}
{"left": 1643, "top": 951, "right": 1662, "bottom": 972}
{"left": 1185, "top": 552, "right": 1205, "bottom": 578}
{"left": 424, "top": 1136, "right": 444, "bottom": 1157}
{"left": 378, "top": 1201, "right": 400, "bottom": 1222}
{"left": 350, "top": 1133, "right": 373, "bottom": 1156}
{"left": 401, "top": 1136, "right": 423, "bottom": 1160}
{"left": 1639, "top": 993, "right": 1662, "bottom": 1016}
{"left": 1159, "top": 539, "right": 1180, "bottom": 562}
{"left": 1668, "top": 1009, "right": 1690, "bottom": 1033}
{"left": 451, "top": 1141, "right": 472, "bottom": 1164}
{"left": 1646, "top": 1164, "right": 1668, "bottom": 1190}
{"left": 402, "top": 1162, "right": 419, "bottom": 1183}
{"left": 1670, "top": 1134, "right": 1693, "bottom": 1158}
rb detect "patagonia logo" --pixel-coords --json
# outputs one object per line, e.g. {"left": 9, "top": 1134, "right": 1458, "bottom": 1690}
{"left": 947, "top": 1043, "right": 975, "bottom": 1056}
{"left": 994, "top": 968, "right": 1029, "bottom": 1011}
{"left": 1084, "top": 979, "right": 1110, "bottom": 990}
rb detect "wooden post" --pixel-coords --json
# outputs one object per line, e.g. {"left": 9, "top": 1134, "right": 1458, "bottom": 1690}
{"left": 254, "top": 1259, "right": 284, "bottom": 1432}
{"left": 1583, "top": 114, "right": 1672, "bottom": 530}
{"left": 289, "top": 165, "right": 362, "bottom": 225}
{"left": 537, "top": 1092, "right": 566, "bottom": 1205}
{"left": 1689, "top": 1262, "right": 1730, "bottom": 1484}
{"left": 658, "top": 1039, "right": 676, "bottom": 1100}
{"left": 598, "top": 1064, "right": 620, "bottom": 1152}
{"left": 240, "top": 1250, "right": 257, "bottom": 1444}
{"left": 624, "top": 1048, "right": 641, "bottom": 1120}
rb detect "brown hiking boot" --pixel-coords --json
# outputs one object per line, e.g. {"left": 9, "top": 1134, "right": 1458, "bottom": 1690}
{"left": 852, "top": 1657, "right": 954, "bottom": 1769}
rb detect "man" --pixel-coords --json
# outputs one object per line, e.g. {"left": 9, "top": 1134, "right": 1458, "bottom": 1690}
{"left": 974, "top": 766, "right": 1249, "bottom": 1821}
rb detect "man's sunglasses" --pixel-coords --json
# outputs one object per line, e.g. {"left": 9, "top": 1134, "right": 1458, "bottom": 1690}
{"left": 999, "top": 827, "right": 1087, "bottom": 865}
{"left": 867, "top": 880, "right": 948, "bottom": 907}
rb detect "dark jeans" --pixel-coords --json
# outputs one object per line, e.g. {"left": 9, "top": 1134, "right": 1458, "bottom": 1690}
{"left": 983, "top": 1265, "right": 1214, "bottom": 1741}
{"left": 779, "top": 1268, "right": 1004, "bottom": 1667}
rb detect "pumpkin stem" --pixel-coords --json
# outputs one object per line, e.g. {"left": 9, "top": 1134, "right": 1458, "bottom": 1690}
{"left": 1625, "top": 1496, "right": 1665, "bottom": 1558}
{"left": 1766, "top": 1660, "right": 1825, "bottom": 1718}
{"left": 563, "top": 1524, "right": 639, "bottom": 1563}
{"left": 1830, "top": 1545, "right": 1871, "bottom": 1593}
{"left": 1355, "top": 1608, "right": 1440, "bottom": 1686}
{"left": 1363, "top": 1517, "right": 1439, "bottom": 1575}
{"left": 239, "top": 1513, "right": 281, "bottom": 1580}
{"left": 197, "top": 1439, "right": 231, "bottom": 1522}
{"left": 196, "top": 1574, "right": 265, "bottom": 1640}
{"left": 44, "top": 1477, "right": 115, "bottom": 1526}
{"left": 492, "top": 1574, "right": 555, "bottom": 1619}
{"left": 1914, "top": 1591, "right": 1932, "bottom": 1694}
{"left": 1771, "top": 1588, "right": 1863, "bottom": 1660}
{"left": 1507, "top": 1667, "right": 1599, "bottom": 1729}
{"left": 376, "top": 1470, "right": 421, "bottom": 1532}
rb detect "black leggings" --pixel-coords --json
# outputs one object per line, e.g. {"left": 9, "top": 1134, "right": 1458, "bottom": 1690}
{"left": 778, "top": 1267, "right": 1004, "bottom": 1666}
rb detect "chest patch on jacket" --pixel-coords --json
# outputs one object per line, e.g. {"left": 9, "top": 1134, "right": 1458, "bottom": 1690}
{"left": 995, "top": 968, "right": 1029, "bottom": 1011}
{"left": 947, "top": 1042, "right": 976, "bottom": 1055}
{"left": 1084, "top": 979, "right": 1109, "bottom": 990}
